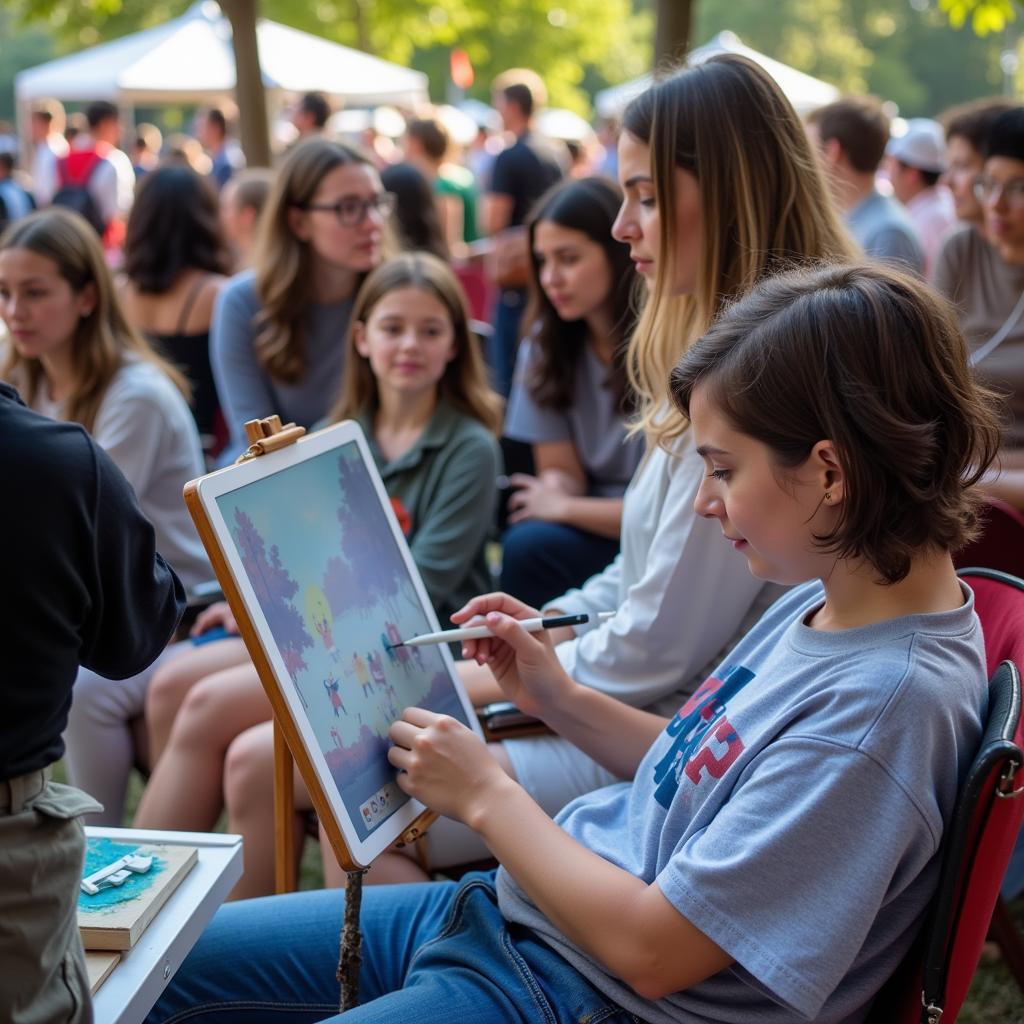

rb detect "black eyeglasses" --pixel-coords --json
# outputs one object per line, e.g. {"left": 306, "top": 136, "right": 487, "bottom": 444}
{"left": 300, "top": 192, "right": 396, "bottom": 226}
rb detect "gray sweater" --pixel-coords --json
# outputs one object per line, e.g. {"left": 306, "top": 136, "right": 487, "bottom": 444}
{"left": 212, "top": 271, "right": 354, "bottom": 462}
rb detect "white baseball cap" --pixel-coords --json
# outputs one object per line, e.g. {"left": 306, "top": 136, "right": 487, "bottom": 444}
{"left": 886, "top": 117, "right": 947, "bottom": 174}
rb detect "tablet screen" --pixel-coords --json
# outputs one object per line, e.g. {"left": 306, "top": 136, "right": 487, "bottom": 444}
{"left": 215, "top": 439, "right": 473, "bottom": 843}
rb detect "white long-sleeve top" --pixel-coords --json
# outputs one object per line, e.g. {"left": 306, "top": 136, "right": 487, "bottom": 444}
{"left": 550, "top": 433, "right": 779, "bottom": 718}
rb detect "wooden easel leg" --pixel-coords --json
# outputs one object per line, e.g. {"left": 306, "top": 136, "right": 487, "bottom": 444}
{"left": 273, "top": 720, "right": 297, "bottom": 894}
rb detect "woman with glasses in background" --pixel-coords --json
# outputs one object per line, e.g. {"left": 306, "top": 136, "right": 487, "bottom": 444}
{"left": 211, "top": 138, "right": 393, "bottom": 461}
{"left": 934, "top": 106, "right": 1024, "bottom": 510}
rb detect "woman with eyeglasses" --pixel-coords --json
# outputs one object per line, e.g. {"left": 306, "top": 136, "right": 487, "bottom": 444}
{"left": 211, "top": 138, "right": 393, "bottom": 461}
{"left": 934, "top": 106, "right": 1024, "bottom": 510}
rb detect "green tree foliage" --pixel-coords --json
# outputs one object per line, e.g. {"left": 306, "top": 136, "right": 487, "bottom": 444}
{"left": 7, "top": 0, "right": 652, "bottom": 114}
{"left": 940, "top": 0, "right": 1017, "bottom": 35}
{"left": 0, "top": 7, "right": 55, "bottom": 122}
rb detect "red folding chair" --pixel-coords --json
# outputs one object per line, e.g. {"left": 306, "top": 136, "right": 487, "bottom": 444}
{"left": 867, "top": 568, "right": 1024, "bottom": 1022}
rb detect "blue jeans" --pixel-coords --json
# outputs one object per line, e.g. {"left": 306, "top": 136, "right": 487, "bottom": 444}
{"left": 487, "top": 289, "right": 526, "bottom": 398}
{"left": 146, "top": 872, "right": 638, "bottom": 1024}
{"left": 500, "top": 521, "right": 620, "bottom": 610}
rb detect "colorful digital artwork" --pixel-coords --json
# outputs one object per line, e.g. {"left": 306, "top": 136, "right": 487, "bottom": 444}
{"left": 218, "top": 441, "right": 472, "bottom": 842}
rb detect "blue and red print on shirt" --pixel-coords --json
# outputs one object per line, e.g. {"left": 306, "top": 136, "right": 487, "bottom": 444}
{"left": 652, "top": 665, "right": 753, "bottom": 808}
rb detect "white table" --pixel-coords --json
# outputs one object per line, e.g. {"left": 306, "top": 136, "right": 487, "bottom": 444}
{"left": 84, "top": 826, "right": 243, "bottom": 1024}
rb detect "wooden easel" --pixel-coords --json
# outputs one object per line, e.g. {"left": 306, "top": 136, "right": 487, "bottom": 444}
{"left": 184, "top": 414, "right": 443, "bottom": 1009}
{"left": 234, "top": 416, "right": 308, "bottom": 893}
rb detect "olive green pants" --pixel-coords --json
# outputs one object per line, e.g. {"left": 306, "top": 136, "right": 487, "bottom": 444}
{"left": 0, "top": 769, "right": 101, "bottom": 1024}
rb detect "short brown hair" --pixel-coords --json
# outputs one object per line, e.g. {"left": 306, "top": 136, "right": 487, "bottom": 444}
{"left": 941, "top": 96, "right": 1017, "bottom": 154}
{"left": 31, "top": 98, "right": 65, "bottom": 134}
{"left": 230, "top": 168, "right": 275, "bottom": 215}
{"left": 669, "top": 263, "right": 1002, "bottom": 584}
{"left": 807, "top": 97, "right": 889, "bottom": 173}
{"left": 492, "top": 68, "right": 547, "bottom": 117}
{"left": 406, "top": 118, "right": 449, "bottom": 162}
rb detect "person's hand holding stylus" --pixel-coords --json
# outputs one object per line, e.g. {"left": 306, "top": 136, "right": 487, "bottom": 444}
{"left": 450, "top": 592, "right": 580, "bottom": 722}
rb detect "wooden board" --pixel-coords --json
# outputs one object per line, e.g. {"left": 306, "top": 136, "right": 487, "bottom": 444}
{"left": 78, "top": 839, "right": 198, "bottom": 951}
{"left": 84, "top": 951, "right": 120, "bottom": 994}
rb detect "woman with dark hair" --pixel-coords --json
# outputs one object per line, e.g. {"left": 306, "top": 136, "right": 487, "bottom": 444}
{"left": 500, "top": 176, "right": 642, "bottom": 607}
{"left": 119, "top": 163, "right": 232, "bottom": 446}
{"left": 380, "top": 161, "right": 449, "bottom": 261}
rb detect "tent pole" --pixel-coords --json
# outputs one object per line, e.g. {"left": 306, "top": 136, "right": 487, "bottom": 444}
{"left": 15, "top": 94, "right": 32, "bottom": 185}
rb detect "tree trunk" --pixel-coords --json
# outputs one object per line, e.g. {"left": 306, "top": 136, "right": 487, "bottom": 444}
{"left": 353, "top": 0, "right": 372, "bottom": 54}
{"left": 221, "top": 0, "right": 272, "bottom": 167}
{"left": 655, "top": 0, "right": 694, "bottom": 68}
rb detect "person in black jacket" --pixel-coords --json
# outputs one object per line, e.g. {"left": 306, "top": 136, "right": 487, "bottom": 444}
{"left": 0, "top": 381, "right": 185, "bottom": 1024}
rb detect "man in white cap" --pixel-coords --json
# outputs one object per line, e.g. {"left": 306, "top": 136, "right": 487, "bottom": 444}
{"left": 885, "top": 118, "right": 957, "bottom": 273}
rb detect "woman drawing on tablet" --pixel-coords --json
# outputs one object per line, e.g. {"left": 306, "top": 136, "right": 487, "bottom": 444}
{"left": 149, "top": 263, "right": 996, "bottom": 1024}
{"left": 134, "top": 253, "right": 501, "bottom": 897}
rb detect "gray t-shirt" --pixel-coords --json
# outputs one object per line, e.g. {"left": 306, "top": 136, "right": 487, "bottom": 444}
{"left": 846, "top": 190, "right": 925, "bottom": 275}
{"left": 933, "top": 225, "right": 1024, "bottom": 448}
{"left": 498, "top": 581, "right": 986, "bottom": 1023}
{"left": 504, "top": 338, "right": 643, "bottom": 497}
{"left": 212, "top": 270, "right": 354, "bottom": 461}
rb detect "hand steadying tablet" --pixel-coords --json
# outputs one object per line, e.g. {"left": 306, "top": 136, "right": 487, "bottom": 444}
{"left": 387, "top": 707, "right": 513, "bottom": 827}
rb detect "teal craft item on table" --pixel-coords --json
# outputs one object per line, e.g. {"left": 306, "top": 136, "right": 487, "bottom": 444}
{"left": 77, "top": 838, "right": 198, "bottom": 951}
{"left": 78, "top": 838, "right": 166, "bottom": 913}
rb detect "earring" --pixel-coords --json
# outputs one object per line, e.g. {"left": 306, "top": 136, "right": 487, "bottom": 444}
{"left": 824, "top": 491, "right": 832, "bottom": 503}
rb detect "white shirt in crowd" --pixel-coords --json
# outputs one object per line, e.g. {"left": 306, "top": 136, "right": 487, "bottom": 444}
{"left": 31, "top": 134, "right": 68, "bottom": 207}
{"left": 905, "top": 184, "right": 957, "bottom": 275}
{"left": 37, "top": 135, "right": 136, "bottom": 224}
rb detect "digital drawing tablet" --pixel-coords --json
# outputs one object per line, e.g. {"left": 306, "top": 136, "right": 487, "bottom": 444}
{"left": 184, "top": 420, "right": 482, "bottom": 868}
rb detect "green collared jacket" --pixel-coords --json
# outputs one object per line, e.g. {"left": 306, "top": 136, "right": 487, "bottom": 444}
{"left": 357, "top": 401, "right": 501, "bottom": 623}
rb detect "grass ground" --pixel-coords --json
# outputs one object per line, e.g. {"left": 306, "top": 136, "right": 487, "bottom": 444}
{"left": 64, "top": 763, "right": 1024, "bottom": 1021}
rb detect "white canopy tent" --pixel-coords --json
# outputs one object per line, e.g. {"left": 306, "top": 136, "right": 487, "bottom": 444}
{"left": 15, "top": 1, "right": 429, "bottom": 111}
{"left": 594, "top": 31, "right": 840, "bottom": 120}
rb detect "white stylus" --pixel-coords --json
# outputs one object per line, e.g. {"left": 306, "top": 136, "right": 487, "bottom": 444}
{"left": 395, "top": 610, "right": 615, "bottom": 648}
